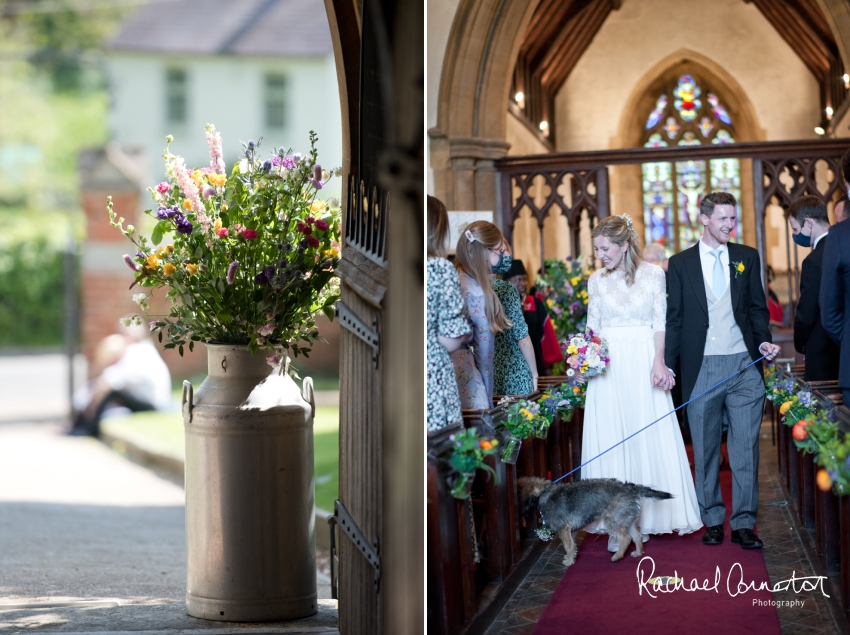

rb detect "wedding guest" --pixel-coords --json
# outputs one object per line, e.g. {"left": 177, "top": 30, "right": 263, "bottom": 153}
{"left": 820, "top": 197, "right": 850, "bottom": 404}
{"left": 643, "top": 242, "right": 668, "bottom": 272}
{"left": 766, "top": 266, "right": 784, "bottom": 327}
{"left": 492, "top": 243, "right": 538, "bottom": 396}
{"left": 505, "top": 258, "right": 547, "bottom": 378}
{"left": 835, "top": 194, "right": 849, "bottom": 223}
{"left": 786, "top": 196, "right": 838, "bottom": 381}
{"left": 68, "top": 323, "right": 171, "bottom": 437}
{"left": 426, "top": 196, "right": 471, "bottom": 432}
{"left": 452, "top": 222, "right": 536, "bottom": 406}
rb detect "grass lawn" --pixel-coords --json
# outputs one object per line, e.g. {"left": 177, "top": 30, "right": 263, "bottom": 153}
{"left": 103, "top": 405, "right": 339, "bottom": 513}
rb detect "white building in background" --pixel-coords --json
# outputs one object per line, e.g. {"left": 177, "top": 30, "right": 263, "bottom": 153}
{"left": 104, "top": 0, "right": 343, "bottom": 199}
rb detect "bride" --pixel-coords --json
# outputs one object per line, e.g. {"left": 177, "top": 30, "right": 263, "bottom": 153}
{"left": 579, "top": 214, "right": 702, "bottom": 548}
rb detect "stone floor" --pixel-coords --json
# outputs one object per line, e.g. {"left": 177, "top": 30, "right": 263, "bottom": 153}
{"left": 483, "top": 416, "right": 850, "bottom": 635}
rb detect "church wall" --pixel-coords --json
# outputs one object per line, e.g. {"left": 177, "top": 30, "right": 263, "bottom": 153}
{"left": 555, "top": 0, "right": 821, "bottom": 152}
{"left": 506, "top": 110, "right": 551, "bottom": 156}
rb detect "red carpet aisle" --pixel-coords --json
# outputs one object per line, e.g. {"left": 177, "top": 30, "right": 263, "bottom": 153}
{"left": 531, "top": 463, "right": 782, "bottom": 635}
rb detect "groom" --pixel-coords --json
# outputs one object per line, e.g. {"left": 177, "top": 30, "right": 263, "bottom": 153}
{"left": 665, "top": 191, "right": 780, "bottom": 549}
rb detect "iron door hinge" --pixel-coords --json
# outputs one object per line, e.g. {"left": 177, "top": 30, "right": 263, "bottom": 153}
{"left": 333, "top": 499, "right": 380, "bottom": 590}
{"left": 335, "top": 301, "right": 380, "bottom": 367}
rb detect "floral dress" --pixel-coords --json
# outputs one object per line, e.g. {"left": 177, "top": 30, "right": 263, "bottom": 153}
{"left": 492, "top": 278, "right": 534, "bottom": 396}
{"left": 427, "top": 258, "right": 472, "bottom": 431}
{"left": 451, "top": 272, "right": 494, "bottom": 410}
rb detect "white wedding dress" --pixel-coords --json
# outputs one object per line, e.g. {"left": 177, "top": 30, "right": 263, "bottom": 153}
{"left": 581, "top": 261, "right": 702, "bottom": 536}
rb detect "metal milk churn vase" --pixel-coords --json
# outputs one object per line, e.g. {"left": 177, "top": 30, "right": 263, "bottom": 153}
{"left": 182, "top": 343, "right": 317, "bottom": 621}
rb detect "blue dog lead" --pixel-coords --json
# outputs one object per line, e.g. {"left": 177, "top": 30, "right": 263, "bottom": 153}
{"left": 550, "top": 354, "right": 768, "bottom": 485}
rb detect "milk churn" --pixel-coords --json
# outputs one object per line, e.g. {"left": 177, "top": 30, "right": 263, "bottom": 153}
{"left": 182, "top": 343, "right": 317, "bottom": 621}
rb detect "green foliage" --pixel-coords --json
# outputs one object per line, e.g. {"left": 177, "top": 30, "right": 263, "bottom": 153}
{"left": 0, "top": 237, "right": 66, "bottom": 346}
{"left": 448, "top": 428, "right": 498, "bottom": 478}
{"left": 111, "top": 127, "right": 341, "bottom": 364}
{"left": 535, "top": 257, "right": 591, "bottom": 341}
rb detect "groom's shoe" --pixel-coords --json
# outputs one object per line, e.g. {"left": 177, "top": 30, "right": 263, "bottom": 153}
{"left": 731, "top": 528, "right": 764, "bottom": 550}
{"left": 702, "top": 525, "right": 724, "bottom": 545}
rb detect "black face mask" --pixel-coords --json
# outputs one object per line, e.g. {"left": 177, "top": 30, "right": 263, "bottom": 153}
{"left": 491, "top": 253, "right": 512, "bottom": 275}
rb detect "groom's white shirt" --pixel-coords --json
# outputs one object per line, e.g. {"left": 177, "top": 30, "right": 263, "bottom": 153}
{"left": 698, "top": 238, "right": 730, "bottom": 290}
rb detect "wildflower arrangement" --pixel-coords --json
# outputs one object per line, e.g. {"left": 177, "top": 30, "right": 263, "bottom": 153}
{"left": 448, "top": 428, "right": 499, "bottom": 476}
{"left": 538, "top": 385, "right": 579, "bottom": 422}
{"left": 503, "top": 399, "right": 547, "bottom": 440}
{"left": 108, "top": 126, "right": 341, "bottom": 367}
{"left": 763, "top": 364, "right": 850, "bottom": 495}
{"left": 535, "top": 256, "right": 591, "bottom": 343}
{"left": 447, "top": 428, "right": 499, "bottom": 499}
{"left": 562, "top": 330, "right": 609, "bottom": 379}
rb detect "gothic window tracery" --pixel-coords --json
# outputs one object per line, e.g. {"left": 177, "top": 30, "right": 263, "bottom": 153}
{"left": 641, "top": 74, "right": 742, "bottom": 254}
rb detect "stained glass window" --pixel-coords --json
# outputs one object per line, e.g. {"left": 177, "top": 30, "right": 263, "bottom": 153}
{"left": 640, "top": 73, "right": 741, "bottom": 254}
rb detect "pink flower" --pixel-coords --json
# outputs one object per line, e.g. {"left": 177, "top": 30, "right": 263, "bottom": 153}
{"left": 202, "top": 186, "right": 215, "bottom": 199}
{"left": 306, "top": 236, "right": 320, "bottom": 248}
{"left": 266, "top": 354, "right": 281, "bottom": 367}
{"left": 204, "top": 124, "right": 226, "bottom": 174}
{"left": 315, "top": 219, "right": 329, "bottom": 231}
{"left": 242, "top": 229, "right": 258, "bottom": 240}
{"left": 156, "top": 182, "right": 170, "bottom": 193}
{"left": 217, "top": 228, "right": 229, "bottom": 237}
{"left": 149, "top": 321, "right": 159, "bottom": 332}
{"left": 258, "top": 322, "right": 275, "bottom": 336}
{"left": 297, "top": 221, "right": 312, "bottom": 235}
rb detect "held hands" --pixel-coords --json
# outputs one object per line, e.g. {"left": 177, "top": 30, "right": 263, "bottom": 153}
{"left": 651, "top": 359, "right": 675, "bottom": 391}
{"left": 759, "top": 342, "right": 781, "bottom": 361}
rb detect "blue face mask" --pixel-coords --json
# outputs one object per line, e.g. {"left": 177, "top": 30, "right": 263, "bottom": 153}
{"left": 492, "top": 253, "right": 512, "bottom": 275}
{"left": 792, "top": 222, "right": 812, "bottom": 248}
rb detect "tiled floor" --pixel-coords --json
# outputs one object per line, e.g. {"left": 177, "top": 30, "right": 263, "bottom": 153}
{"left": 483, "top": 417, "right": 849, "bottom": 635}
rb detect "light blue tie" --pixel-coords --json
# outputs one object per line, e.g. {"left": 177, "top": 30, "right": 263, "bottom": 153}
{"left": 711, "top": 249, "right": 726, "bottom": 299}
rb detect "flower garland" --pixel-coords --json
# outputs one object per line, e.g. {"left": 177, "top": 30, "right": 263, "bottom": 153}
{"left": 764, "top": 364, "right": 850, "bottom": 494}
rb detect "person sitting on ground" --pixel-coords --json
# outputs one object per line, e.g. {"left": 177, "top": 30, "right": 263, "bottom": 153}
{"left": 69, "top": 322, "right": 172, "bottom": 437}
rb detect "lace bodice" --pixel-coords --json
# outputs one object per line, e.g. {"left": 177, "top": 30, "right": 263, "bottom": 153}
{"left": 586, "top": 261, "right": 667, "bottom": 333}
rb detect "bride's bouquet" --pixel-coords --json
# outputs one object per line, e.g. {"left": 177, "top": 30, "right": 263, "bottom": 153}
{"left": 563, "top": 330, "right": 609, "bottom": 379}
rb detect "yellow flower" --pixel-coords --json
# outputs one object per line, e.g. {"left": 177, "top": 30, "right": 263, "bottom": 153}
{"left": 311, "top": 200, "right": 328, "bottom": 212}
{"left": 566, "top": 344, "right": 578, "bottom": 355}
{"left": 186, "top": 263, "right": 199, "bottom": 275}
{"left": 146, "top": 254, "right": 159, "bottom": 268}
{"left": 166, "top": 244, "right": 174, "bottom": 253}
{"left": 222, "top": 202, "right": 228, "bottom": 211}
{"left": 779, "top": 401, "right": 793, "bottom": 415}
{"left": 163, "top": 263, "right": 176, "bottom": 276}
{"left": 520, "top": 408, "right": 534, "bottom": 420}
{"left": 570, "top": 277, "right": 580, "bottom": 285}
{"left": 208, "top": 173, "right": 226, "bottom": 187}
{"left": 737, "top": 263, "right": 745, "bottom": 273}
{"left": 214, "top": 218, "right": 222, "bottom": 233}
{"left": 546, "top": 298, "right": 555, "bottom": 308}
{"left": 190, "top": 169, "right": 204, "bottom": 186}
{"left": 156, "top": 247, "right": 167, "bottom": 257}
{"left": 183, "top": 199, "right": 193, "bottom": 210}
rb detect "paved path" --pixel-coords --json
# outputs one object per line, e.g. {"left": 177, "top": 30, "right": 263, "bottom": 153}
{"left": 0, "top": 421, "right": 337, "bottom": 634}
{"left": 0, "top": 354, "right": 87, "bottom": 423}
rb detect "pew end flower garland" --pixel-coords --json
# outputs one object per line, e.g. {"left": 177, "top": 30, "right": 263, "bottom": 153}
{"left": 765, "top": 364, "right": 850, "bottom": 494}
{"left": 108, "top": 125, "right": 342, "bottom": 371}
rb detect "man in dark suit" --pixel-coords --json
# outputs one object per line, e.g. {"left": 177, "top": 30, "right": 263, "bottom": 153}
{"left": 666, "top": 191, "right": 780, "bottom": 550}
{"left": 786, "top": 196, "right": 838, "bottom": 381}
{"left": 820, "top": 203, "right": 850, "bottom": 403}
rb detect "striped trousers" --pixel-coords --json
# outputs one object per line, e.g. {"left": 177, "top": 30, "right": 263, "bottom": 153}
{"left": 686, "top": 351, "right": 764, "bottom": 530}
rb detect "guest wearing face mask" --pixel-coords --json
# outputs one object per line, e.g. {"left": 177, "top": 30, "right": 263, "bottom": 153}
{"left": 786, "top": 196, "right": 839, "bottom": 381}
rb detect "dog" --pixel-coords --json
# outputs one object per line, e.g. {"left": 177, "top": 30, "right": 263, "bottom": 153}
{"left": 517, "top": 476, "right": 672, "bottom": 567}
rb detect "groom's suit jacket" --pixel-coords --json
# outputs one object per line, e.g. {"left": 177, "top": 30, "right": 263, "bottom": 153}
{"left": 665, "top": 242, "right": 772, "bottom": 403}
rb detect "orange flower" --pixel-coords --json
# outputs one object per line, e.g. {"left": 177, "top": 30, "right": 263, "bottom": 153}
{"left": 480, "top": 440, "right": 492, "bottom": 450}
{"left": 186, "top": 263, "right": 199, "bottom": 275}
{"left": 183, "top": 199, "right": 193, "bottom": 210}
{"left": 573, "top": 386, "right": 581, "bottom": 394}
{"left": 816, "top": 469, "right": 832, "bottom": 491}
{"left": 163, "top": 263, "right": 176, "bottom": 276}
{"left": 779, "top": 401, "right": 793, "bottom": 415}
{"left": 146, "top": 254, "right": 159, "bottom": 268}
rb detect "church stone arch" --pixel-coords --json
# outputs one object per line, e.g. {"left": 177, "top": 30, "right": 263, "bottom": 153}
{"left": 610, "top": 50, "right": 764, "bottom": 250}
{"left": 430, "top": 0, "right": 543, "bottom": 213}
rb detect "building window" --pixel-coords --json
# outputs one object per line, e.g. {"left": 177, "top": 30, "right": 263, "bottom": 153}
{"left": 641, "top": 74, "right": 742, "bottom": 254}
{"left": 166, "top": 69, "right": 187, "bottom": 124}
{"left": 265, "top": 74, "right": 286, "bottom": 129}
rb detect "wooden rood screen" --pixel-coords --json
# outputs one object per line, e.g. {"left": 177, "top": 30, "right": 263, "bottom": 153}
{"left": 496, "top": 139, "right": 850, "bottom": 300}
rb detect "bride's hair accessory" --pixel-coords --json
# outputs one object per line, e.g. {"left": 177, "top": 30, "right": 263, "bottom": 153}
{"left": 618, "top": 214, "right": 634, "bottom": 233}
{"left": 465, "top": 228, "right": 477, "bottom": 244}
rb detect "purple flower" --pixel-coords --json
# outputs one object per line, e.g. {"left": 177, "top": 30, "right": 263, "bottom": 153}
{"left": 264, "top": 266, "right": 276, "bottom": 279}
{"left": 123, "top": 254, "right": 140, "bottom": 272}
{"left": 135, "top": 251, "right": 144, "bottom": 259}
{"left": 292, "top": 153, "right": 302, "bottom": 163}
{"left": 255, "top": 272, "right": 268, "bottom": 285}
{"left": 202, "top": 186, "right": 216, "bottom": 199}
{"left": 156, "top": 206, "right": 178, "bottom": 220}
{"left": 149, "top": 321, "right": 159, "bottom": 332}
{"left": 271, "top": 155, "right": 296, "bottom": 169}
{"left": 313, "top": 164, "right": 322, "bottom": 181}
{"left": 175, "top": 213, "right": 193, "bottom": 235}
{"left": 226, "top": 260, "right": 239, "bottom": 284}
